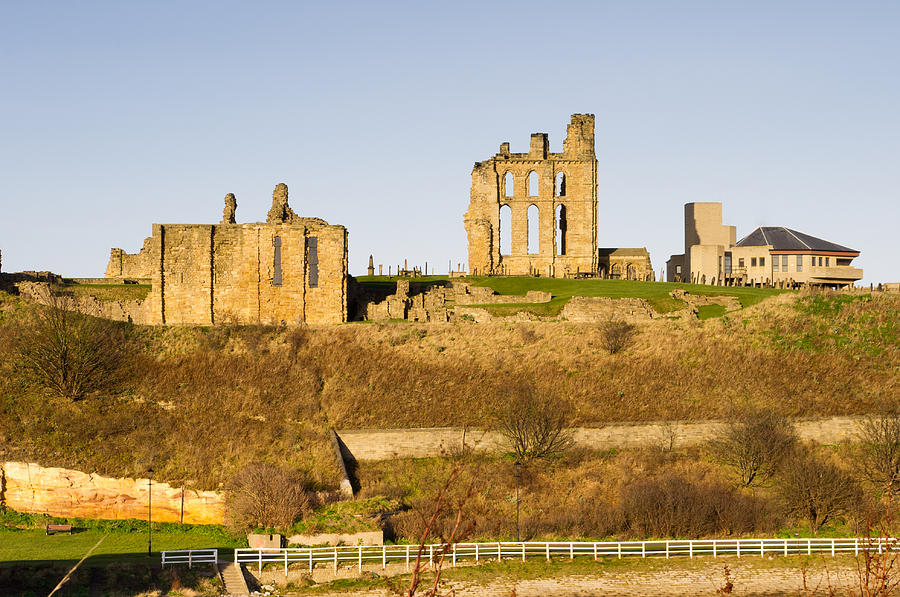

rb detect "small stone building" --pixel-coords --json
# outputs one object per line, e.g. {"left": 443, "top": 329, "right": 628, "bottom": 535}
{"left": 105, "top": 183, "right": 348, "bottom": 325}
{"left": 597, "top": 248, "right": 654, "bottom": 281}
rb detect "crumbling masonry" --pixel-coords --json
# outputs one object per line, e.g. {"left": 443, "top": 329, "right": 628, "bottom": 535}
{"left": 105, "top": 183, "right": 348, "bottom": 325}
{"left": 465, "top": 114, "right": 599, "bottom": 277}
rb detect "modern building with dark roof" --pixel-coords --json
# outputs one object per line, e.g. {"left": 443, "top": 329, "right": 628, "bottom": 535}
{"left": 667, "top": 203, "right": 863, "bottom": 288}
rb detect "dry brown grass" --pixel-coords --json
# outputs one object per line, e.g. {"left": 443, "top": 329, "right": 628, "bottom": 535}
{"left": 0, "top": 290, "right": 897, "bottom": 492}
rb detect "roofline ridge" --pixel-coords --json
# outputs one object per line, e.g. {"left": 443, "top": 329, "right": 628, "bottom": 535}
{"left": 783, "top": 227, "right": 812, "bottom": 250}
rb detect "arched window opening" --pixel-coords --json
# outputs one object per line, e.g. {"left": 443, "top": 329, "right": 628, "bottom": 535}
{"left": 499, "top": 204, "right": 512, "bottom": 255}
{"left": 555, "top": 172, "right": 566, "bottom": 197}
{"left": 527, "top": 204, "right": 539, "bottom": 254}
{"left": 527, "top": 171, "right": 539, "bottom": 197}
{"left": 626, "top": 264, "right": 636, "bottom": 280}
{"left": 504, "top": 172, "right": 514, "bottom": 198}
{"left": 555, "top": 204, "right": 567, "bottom": 256}
{"left": 611, "top": 263, "right": 621, "bottom": 279}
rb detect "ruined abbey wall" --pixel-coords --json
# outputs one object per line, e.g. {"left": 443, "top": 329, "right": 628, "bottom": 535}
{"left": 108, "top": 184, "right": 349, "bottom": 326}
{"left": 105, "top": 237, "right": 155, "bottom": 279}
{"left": 465, "top": 114, "right": 598, "bottom": 277}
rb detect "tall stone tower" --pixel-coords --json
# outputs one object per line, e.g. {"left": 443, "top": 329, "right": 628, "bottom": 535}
{"left": 464, "top": 114, "right": 598, "bottom": 277}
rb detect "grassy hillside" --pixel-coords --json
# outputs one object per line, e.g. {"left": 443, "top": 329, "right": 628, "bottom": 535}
{"left": 0, "top": 287, "right": 897, "bottom": 492}
{"left": 355, "top": 275, "right": 783, "bottom": 316}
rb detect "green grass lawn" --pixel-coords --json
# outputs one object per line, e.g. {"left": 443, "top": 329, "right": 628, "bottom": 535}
{"left": 0, "top": 529, "right": 239, "bottom": 566}
{"left": 355, "top": 275, "right": 785, "bottom": 317}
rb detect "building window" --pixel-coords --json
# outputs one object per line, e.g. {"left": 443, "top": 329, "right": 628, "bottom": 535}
{"left": 773, "top": 259, "right": 779, "bottom": 273}
{"left": 307, "top": 237, "right": 318, "bottom": 288}
{"left": 760, "top": 257, "right": 766, "bottom": 267}
{"left": 527, "top": 171, "right": 539, "bottom": 196}
{"left": 796, "top": 255, "right": 803, "bottom": 272}
{"left": 782, "top": 255, "right": 788, "bottom": 270}
{"left": 825, "top": 257, "right": 830, "bottom": 267}
{"left": 273, "top": 236, "right": 282, "bottom": 286}
{"left": 676, "top": 265, "right": 682, "bottom": 275}
{"left": 818, "top": 256, "right": 823, "bottom": 267}
{"left": 738, "top": 258, "right": 745, "bottom": 268}
{"left": 724, "top": 252, "right": 732, "bottom": 275}
{"left": 504, "top": 172, "right": 514, "bottom": 197}
{"left": 751, "top": 257, "right": 757, "bottom": 267}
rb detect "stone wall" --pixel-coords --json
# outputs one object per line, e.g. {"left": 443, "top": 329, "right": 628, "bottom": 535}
{"left": 106, "top": 237, "right": 155, "bottom": 279}
{"left": 0, "top": 461, "right": 224, "bottom": 524}
{"left": 335, "top": 416, "right": 865, "bottom": 461}
{"left": 560, "top": 296, "right": 657, "bottom": 323}
{"left": 16, "top": 281, "right": 154, "bottom": 324}
{"left": 106, "top": 184, "right": 349, "bottom": 326}
{"left": 465, "top": 114, "right": 599, "bottom": 278}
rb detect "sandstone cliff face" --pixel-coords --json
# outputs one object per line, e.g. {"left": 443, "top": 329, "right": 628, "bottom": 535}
{"left": 0, "top": 461, "right": 224, "bottom": 525}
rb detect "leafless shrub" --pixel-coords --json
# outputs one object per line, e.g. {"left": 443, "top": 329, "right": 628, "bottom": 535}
{"left": 494, "top": 386, "right": 573, "bottom": 460}
{"left": 854, "top": 507, "right": 900, "bottom": 597}
{"left": 14, "top": 290, "right": 124, "bottom": 400}
{"left": 857, "top": 409, "right": 900, "bottom": 497}
{"left": 395, "top": 463, "right": 479, "bottom": 597}
{"left": 516, "top": 325, "right": 539, "bottom": 345}
{"left": 621, "top": 471, "right": 767, "bottom": 538}
{"left": 225, "top": 462, "right": 314, "bottom": 531}
{"left": 777, "top": 449, "right": 862, "bottom": 534}
{"left": 711, "top": 406, "right": 797, "bottom": 487}
{"left": 601, "top": 319, "right": 637, "bottom": 354}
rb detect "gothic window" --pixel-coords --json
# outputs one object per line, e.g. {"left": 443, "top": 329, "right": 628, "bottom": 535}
{"left": 527, "top": 171, "right": 538, "bottom": 196}
{"left": 527, "top": 204, "right": 539, "bottom": 254}
{"left": 555, "top": 172, "right": 566, "bottom": 197}
{"left": 555, "top": 204, "right": 566, "bottom": 255}
{"left": 504, "top": 172, "right": 514, "bottom": 197}
{"left": 499, "top": 204, "right": 512, "bottom": 255}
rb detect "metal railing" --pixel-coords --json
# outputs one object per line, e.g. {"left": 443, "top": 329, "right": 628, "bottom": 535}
{"left": 212, "top": 538, "right": 900, "bottom": 574}
{"left": 161, "top": 548, "right": 218, "bottom": 568}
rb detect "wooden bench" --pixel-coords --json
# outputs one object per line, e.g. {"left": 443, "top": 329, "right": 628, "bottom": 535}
{"left": 45, "top": 524, "right": 73, "bottom": 535}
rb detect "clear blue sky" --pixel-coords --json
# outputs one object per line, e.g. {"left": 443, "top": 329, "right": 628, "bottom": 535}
{"left": 1, "top": 1, "right": 897, "bottom": 284}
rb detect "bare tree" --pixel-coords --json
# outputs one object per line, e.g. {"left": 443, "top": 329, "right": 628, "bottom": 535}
{"left": 495, "top": 386, "right": 573, "bottom": 461}
{"left": 600, "top": 319, "right": 637, "bottom": 355}
{"left": 15, "top": 289, "right": 123, "bottom": 400}
{"left": 778, "top": 449, "right": 862, "bottom": 534}
{"left": 225, "top": 462, "right": 313, "bottom": 531}
{"left": 857, "top": 410, "right": 900, "bottom": 497}
{"left": 711, "top": 406, "right": 797, "bottom": 487}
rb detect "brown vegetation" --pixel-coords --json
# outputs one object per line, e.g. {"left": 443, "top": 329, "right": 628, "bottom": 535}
{"left": 777, "top": 448, "right": 863, "bottom": 533}
{"left": 711, "top": 407, "right": 797, "bottom": 487}
{"left": 494, "top": 386, "right": 573, "bottom": 460}
{"left": 225, "top": 462, "right": 314, "bottom": 531}
{"left": 0, "top": 290, "right": 897, "bottom": 493}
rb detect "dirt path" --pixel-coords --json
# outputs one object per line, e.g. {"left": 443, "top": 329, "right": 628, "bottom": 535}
{"left": 297, "top": 559, "right": 863, "bottom": 596}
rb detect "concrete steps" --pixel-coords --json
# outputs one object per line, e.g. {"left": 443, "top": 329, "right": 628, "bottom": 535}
{"left": 217, "top": 561, "right": 250, "bottom": 597}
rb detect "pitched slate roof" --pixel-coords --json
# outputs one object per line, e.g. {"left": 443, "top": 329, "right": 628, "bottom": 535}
{"left": 736, "top": 227, "right": 858, "bottom": 253}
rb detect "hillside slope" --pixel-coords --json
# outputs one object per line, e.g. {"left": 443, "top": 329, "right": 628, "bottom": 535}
{"left": 0, "top": 288, "right": 896, "bottom": 491}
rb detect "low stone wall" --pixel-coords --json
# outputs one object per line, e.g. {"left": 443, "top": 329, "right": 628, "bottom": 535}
{"left": 287, "top": 531, "right": 383, "bottom": 546}
{"left": 336, "top": 417, "right": 865, "bottom": 461}
{"left": 0, "top": 461, "right": 224, "bottom": 524}
{"left": 15, "top": 281, "right": 153, "bottom": 325}
{"left": 560, "top": 297, "right": 656, "bottom": 323}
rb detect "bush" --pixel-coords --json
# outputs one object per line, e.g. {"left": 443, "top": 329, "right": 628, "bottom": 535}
{"left": 600, "top": 319, "right": 637, "bottom": 354}
{"left": 712, "top": 406, "right": 797, "bottom": 487}
{"left": 494, "top": 386, "right": 573, "bottom": 460}
{"left": 856, "top": 409, "right": 900, "bottom": 497}
{"left": 777, "top": 449, "right": 862, "bottom": 533}
{"left": 225, "top": 463, "right": 314, "bottom": 531}
{"left": 621, "top": 472, "right": 768, "bottom": 538}
{"left": 14, "top": 290, "right": 124, "bottom": 399}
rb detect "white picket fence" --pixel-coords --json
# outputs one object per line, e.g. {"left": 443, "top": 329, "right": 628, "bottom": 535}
{"left": 160, "top": 548, "right": 218, "bottom": 568}
{"left": 158, "top": 537, "right": 900, "bottom": 572}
